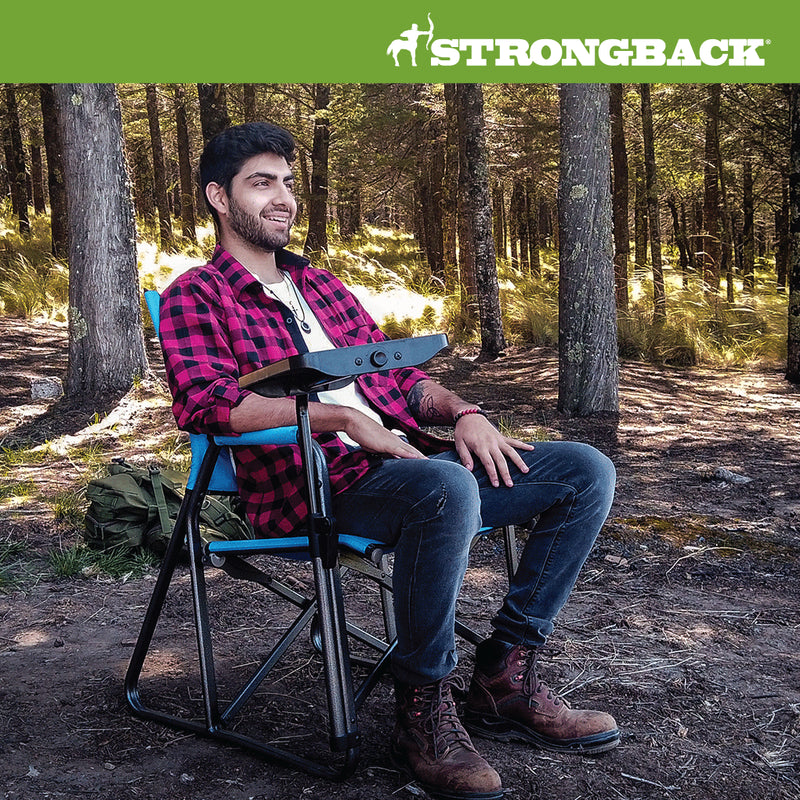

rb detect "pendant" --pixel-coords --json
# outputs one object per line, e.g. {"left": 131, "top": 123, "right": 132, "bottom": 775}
{"left": 300, "top": 320, "right": 312, "bottom": 334}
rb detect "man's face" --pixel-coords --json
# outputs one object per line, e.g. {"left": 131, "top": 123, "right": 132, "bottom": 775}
{"left": 224, "top": 152, "right": 297, "bottom": 252}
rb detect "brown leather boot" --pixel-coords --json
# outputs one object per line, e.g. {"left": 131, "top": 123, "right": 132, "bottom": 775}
{"left": 465, "top": 641, "right": 620, "bottom": 755}
{"left": 391, "top": 676, "right": 504, "bottom": 800}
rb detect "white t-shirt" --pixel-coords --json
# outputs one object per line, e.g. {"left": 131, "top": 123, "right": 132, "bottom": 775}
{"left": 260, "top": 272, "right": 400, "bottom": 448}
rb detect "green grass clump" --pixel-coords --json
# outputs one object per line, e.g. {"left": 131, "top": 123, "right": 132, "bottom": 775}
{"left": 0, "top": 478, "right": 36, "bottom": 502}
{"left": 0, "top": 252, "right": 69, "bottom": 319}
{"left": 50, "top": 489, "right": 87, "bottom": 526}
{"left": 0, "top": 535, "right": 27, "bottom": 589}
{"left": 48, "top": 544, "right": 157, "bottom": 580}
{"left": 152, "top": 433, "right": 192, "bottom": 473}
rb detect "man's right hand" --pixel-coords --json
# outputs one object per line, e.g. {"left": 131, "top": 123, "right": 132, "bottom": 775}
{"left": 342, "top": 410, "right": 427, "bottom": 460}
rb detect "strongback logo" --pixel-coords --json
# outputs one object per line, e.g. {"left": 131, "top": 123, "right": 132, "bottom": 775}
{"left": 386, "top": 13, "right": 767, "bottom": 68}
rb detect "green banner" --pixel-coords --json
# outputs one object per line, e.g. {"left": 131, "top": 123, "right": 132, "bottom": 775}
{"left": 1, "top": 0, "right": 794, "bottom": 82}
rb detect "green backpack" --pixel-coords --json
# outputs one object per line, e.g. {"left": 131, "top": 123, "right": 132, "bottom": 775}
{"left": 84, "top": 458, "right": 254, "bottom": 553}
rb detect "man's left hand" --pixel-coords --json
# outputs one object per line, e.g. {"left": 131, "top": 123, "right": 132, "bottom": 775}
{"left": 453, "top": 414, "right": 535, "bottom": 488}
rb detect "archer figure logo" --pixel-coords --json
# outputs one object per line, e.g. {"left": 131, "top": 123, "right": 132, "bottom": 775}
{"left": 386, "top": 13, "right": 434, "bottom": 66}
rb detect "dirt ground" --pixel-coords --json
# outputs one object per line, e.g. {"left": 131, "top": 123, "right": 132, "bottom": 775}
{"left": 1, "top": 316, "right": 799, "bottom": 800}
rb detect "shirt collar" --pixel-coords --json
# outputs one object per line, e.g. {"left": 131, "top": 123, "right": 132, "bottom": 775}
{"left": 210, "top": 245, "right": 311, "bottom": 293}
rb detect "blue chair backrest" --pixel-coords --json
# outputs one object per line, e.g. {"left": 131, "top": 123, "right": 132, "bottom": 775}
{"left": 144, "top": 290, "right": 239, "bottom": 493}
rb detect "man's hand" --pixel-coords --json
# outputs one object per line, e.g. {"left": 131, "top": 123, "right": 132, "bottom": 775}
{"left": 454, "top": 413, "right": 534, "bottom": 488}
{"left": 344, "top": 410, "right": 427, "bottom": 460}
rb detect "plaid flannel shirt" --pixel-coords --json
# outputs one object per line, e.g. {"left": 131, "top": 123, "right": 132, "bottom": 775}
{"left": 159, "top": 245, "right": 450, "bottom": 537}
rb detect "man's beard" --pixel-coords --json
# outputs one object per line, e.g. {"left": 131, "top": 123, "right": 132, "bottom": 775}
{"left": 227, "top": 196, "right": 292, "bottom": 251}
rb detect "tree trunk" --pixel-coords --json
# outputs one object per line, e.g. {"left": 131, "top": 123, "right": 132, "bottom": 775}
{"left": 667, "top": 196, "right": 690, "bottom": 285}
{"left": 787, "top": 84, "right": 800, "bottom": 383}
{"left": 610, "top": 83, "right": 630, "bottom": 311}
{"left": 492, "top": 181, "right": 506, "bottom": 262}
{"left": 682, "top": 201, "right": 695, "bottom": 278}
{"left": 633, "top": 149, "right": 648, "bottom": 270}
{"left": 39, "top": 84, "right": 69, "bottom": 259}
{"left": 455, "top": 90, "right": 476, "bottom": 310}
{"left": 29, "top": 126, "right": 47, "bottom": 215}
{"left": 526, "top": 176, "right": 541, "bottom": 276}
{"left": 242, "top": 84, "right": 257, "bottom": 123}
{"left": 640, "top": 84, "right": 666, "bottom": 319}
{"left": 455, "top": 83, "right": 505, "bottom": 358}
{"left": 442, "top": 84, "right": 459, "bottom": 289}
{"left": 742, "top": 151, "right": 755, "bottom": 292}
{"left": 514, "top": 178, "right": 530, "bottom": 274}
{"left": 145, "top": 84, "right": 175, "bottom": 253}
{"left": 303, "top": 84, "right": 331, "bottom": 257}
{"left": 558, "top": 84, "right": 618, "bottom": 417}
{"left": 173, "top": 85, "right": 198, "bottom": 244}
{"left": 337, "top": 179, "right": 361, "bottom": 240}
{"left": 197, "top": 83, "right": 231, "bottom": 144}
{"left": 777, "top": 177, "right": 790, "bottom": 293}
{"left": 425, "top": 138, "right": 446, "bottom": 282}
{"left": 3, "top": 84, "right": 30, "bottom": 234}
{"left": 702, "top": 84, "right": 722, "bottom": 291}
{"left": 54, "top": 83, "right": 148, "bottom": 398}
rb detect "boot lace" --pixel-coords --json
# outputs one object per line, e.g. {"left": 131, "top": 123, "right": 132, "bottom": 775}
{"left": 514, "top": 647, "right": 563, "bottom": 709}
{"left": 411, "top": 676, "right": 474, "bottom": 759}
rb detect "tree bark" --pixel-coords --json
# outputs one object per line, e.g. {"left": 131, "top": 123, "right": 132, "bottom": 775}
{"left": 455, "top": 84, "right": 505, "bottom": 358}
{"left": 442, "top": 84, "right": 459, "bottom": 288}
{"left": 424, "top": 137, "right": 446, "bottom": 282}
{"left": 513, "top": 178, "right": 530, "bottom": 274}
{"left": 145, "top": 84, "right": 175, "bottom": 252}
{"left": 610, "top": 83, "right": 630, "bottom": 311}
{"left": 173, "top": 84, "right": 198, "bottom": 244}
{"left": 197, "top": 83, "right": 231, "bottom": 144}
{"left": 303, "top": 84, "right": 331, "bottom": 256}
{"left": 39, "top": 85, "right": 69, "bottom": 259}
{"left": 29, "top": 125, "right": 47, "bottom": 215}
{"left": 242, "top": 84, "right": 257, "bottom": 123}
{"left": 54, "top": 83, "right": 148, "bottom": 398}
{"left": 667, "top": 196, "right": 690, "bottom": 286}
{"left": 742, "top": 151, "right": 755, "bottom": 292}
{"left": 3, "top": 84, "right": 30, "bottom": 234}
{"left": 633, "top": 147, "right": 648, "bottom": 271}
{"left": 640, "top": 84, "right": 666, "bottom": 319}
{"left": 788, "top": 84, "right": 800, "bottom": 383}
{"left": 702, "top": 84, "right": 722, "bottom": 291}
{"left": 558, "top": 84, "right": 619, "bottom": 417}
{"left": 492, "top": 181, "right": 506, "bottom": 262}
{"left": 777, "top": 177, "right": 790, "bottom": 292}
{"left": 526, "top": 176, "right": 541, "bottom": 276}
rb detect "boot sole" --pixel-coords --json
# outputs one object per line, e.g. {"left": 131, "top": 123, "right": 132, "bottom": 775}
{"left": 463, "top": 710, "right": 620, "bottom": 755}
{"left": 389, "top": 749, "right": 505, "bottom": 800}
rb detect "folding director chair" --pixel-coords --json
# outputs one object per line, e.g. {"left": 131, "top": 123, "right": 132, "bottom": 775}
{"left": 125, "top": 289, "right": 519, "bottom": 780}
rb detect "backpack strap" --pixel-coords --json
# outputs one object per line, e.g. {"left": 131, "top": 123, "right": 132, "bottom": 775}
{"left": 149, "top": 466, "right": 173, "bottom": 539}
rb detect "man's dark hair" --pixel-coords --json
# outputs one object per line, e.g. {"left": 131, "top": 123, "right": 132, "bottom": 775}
{"left": 199, "top": 122, "right": 296, "bottom": 223}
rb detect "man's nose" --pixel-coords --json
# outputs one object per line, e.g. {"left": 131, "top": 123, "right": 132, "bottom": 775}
{"left": 275, "top": 183, "right": 294, "bottom": 206}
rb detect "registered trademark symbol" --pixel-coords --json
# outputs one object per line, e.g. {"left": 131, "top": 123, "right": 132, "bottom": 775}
{"left": 766, "top": 39, "right": 771, "bottom": 45}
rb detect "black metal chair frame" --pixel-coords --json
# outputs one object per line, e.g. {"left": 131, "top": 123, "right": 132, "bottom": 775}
{"left": 125, "top": 291, "right": 520, "bottom": 780}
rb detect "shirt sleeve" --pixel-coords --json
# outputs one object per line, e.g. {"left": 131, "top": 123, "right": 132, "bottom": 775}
{"left": 158, "top": 275, "right": 250, "bottom": 436}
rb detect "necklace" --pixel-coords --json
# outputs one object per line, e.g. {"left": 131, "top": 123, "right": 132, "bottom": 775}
{"left": 262, "top": 272, "right": 312, "bottom": 333}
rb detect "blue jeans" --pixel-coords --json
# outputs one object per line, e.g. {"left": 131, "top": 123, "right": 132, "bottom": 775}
{"left": 332, "top": 441, "right": 616, "bottom": 685}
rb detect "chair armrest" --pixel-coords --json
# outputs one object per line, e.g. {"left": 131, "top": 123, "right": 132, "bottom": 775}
{"left": 214, "top": 427, "right": 298, "bottom": 447}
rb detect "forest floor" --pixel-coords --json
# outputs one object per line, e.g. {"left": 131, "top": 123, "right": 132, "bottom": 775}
{"left": 1, "top": 314, "right": 799, "bottom": 800}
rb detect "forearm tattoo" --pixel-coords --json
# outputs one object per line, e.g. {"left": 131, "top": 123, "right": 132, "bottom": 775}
{"left": 407, "top": 381, "right": 449, "bottom": 423}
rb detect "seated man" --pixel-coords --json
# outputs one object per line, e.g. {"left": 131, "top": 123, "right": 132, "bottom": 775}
{"left": 159, "top": 121, "right": 619, "bottom": 800}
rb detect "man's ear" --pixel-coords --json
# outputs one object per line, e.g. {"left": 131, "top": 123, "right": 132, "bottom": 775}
{"left": 205, "top": 182, "right": 229, "bottom": 217}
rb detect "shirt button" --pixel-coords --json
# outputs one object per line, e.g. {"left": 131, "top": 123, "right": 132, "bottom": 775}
{"left": 285, "top": 316, "right": 294, "bottom": 325}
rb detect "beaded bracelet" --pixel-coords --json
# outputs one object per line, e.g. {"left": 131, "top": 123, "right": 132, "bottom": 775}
{"left": 453, "top": 407, "right": 489, "bottom": 424}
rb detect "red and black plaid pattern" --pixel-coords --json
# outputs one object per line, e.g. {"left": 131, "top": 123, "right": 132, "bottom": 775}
{"left": 159, "top": 246, "right": 449, "bottom": 537}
